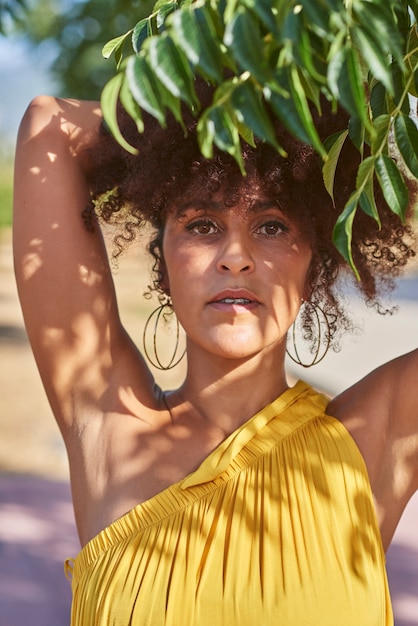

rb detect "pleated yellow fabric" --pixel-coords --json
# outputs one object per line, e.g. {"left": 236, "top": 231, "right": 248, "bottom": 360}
{"left": 66, "top": 380, "right": 393, "bottom": 625}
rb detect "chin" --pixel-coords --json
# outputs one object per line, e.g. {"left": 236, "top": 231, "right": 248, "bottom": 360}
{"left": 209, "top": 336, "right": 274, "bottom": 362}
{"left": 188, "top": 326, "right": 284, "bottom": 361}
{"left": 218, "top": 348, "right": 259, "bottom": 361}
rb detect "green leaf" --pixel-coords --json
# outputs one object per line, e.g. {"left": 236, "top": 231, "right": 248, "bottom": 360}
{"left": 394, "top": 113, "right": 418, "bottom": 178}
{"left": 408, "top": 1, "right": 418, "bottom": 23}
{"left": 240, "top": 0, "right": 279, "bottom": 37}
{"left": 265, "top": 66, "right": 326, "bottom": 157}
{"left": 126, "top": 55, "right": 166, "bottom": 126}
{"left": 100, "top": 73, "right": 138, "bottom": 155}
{"left": 223, "top": 0, "right": 241, "bottom": 25}
{"left": 297, "top": 70, "right": 322, "bottom": 112}
{"left": 348, "top": 116, "right": 365, "bottom": 153}
{"left": 371, "top": 114, "right": 391, "bottom": 155}
{"left": 332, "top": 192, "right": 360, "bottom": 279}
{"left": 327, "top": 30, "right": 346, "bottom": 93}
{"left": 152, "top": 0, "right": 178, "bottom": 11}
{"left": 370, "top": 81, "right": 388, "bottom": 118}
{"left": 283, "top": 10, "right": 326, "bottom": 84}
{"left": 155, "top": 1, "right": 179, "bottom": 31}
{"left": 170, "top": 6, "right": 223, "bottom": 83}
{"left": 375, "top": 154, "right": 409, "bottom": 220}
{"left": 328, "top": 45, "right": 368, "bottom": 124}
{"left": 356, "top": 155, "right": 375, "bottom": 190}
{"left": 102, "top": 30, "right": 132, "bottom": 62}
{"left": 406, "top": 25, "right": 418, "bottom": 97}
{"left": 323, "top": 129, "right": 349, "bottom": 203}
{"left": 147, "top": 34, "right": 197, "bottom": 108}
{"left": 236, "top": 121, "right": 256, "bottom": 147}
{"left": 356, "top": 156, "right": 381, "bottom": 226}
{"left": 299, "top": 0, "right": 333, "bottom": 37}
{"left": 288, "top": 65, "right": 326, "bottom": 157}
{"left": 353, "top": 1, "right": 404, "bottom": 68}
{"left": 158, "top": 80, "right": 186, "bottom": 132}
{"left": 359, "top": 187, "right": 380, "bottom": 226}
{"left": 351, "top": 25, "right": 393, "bottom": 94}
{"left": 224, "top": 7, "right": 272, "bottom": 83}
{"left": 132, "top": 17, "right": 152, "bottom": 53}
{"left": 391, "top": 61, "right": 411, "bottom": 115}
{"left": 131, "top": 3, "right": 180, "bottom": 54}
{"left": 230, "top": 79, "right": 280, "bottom": 150}
{"left": 197, "top": 110, "right": 216, "bottom": 159}
{"left": 197, "top": 105, "right": 245, "bottom": 173}
{"left": 119, "top": 76, "right": 144, "bottom": 135}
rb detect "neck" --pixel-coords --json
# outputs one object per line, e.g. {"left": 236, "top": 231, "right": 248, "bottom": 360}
{"left": 174, "top": 343, "right": 289, "bottom": 434}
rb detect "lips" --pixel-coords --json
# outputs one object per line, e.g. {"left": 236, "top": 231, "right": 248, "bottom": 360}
{"left": 209, "top": 289, "right": 261, "bottom": 306}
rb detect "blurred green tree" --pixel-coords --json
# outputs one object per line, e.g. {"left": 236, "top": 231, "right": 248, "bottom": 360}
{"left": 0, "top": 0, "right": 26, "bottom": 33}
{"left": 0, "top": 0, "right": 154, "bottom": 99}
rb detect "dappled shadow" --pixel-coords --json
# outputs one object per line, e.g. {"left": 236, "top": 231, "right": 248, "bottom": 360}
{"left": 0, "top": 475, "right": 79, "bottom": 626}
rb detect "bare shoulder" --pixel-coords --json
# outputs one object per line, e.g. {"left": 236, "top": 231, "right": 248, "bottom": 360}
{"left": 328, "top": 349, "right": 418, "bottom": 546}
{"left": 18, "top": 95, "right": 100, "bottom": 139}
{"left": 329, "top": 349, "right": 418, "bottom": 444}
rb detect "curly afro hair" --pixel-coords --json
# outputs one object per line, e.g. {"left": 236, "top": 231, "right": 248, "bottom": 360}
{"left": 83, "top": 79, "right": 416, "bottom": 351}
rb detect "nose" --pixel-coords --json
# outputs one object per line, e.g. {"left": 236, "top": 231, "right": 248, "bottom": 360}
{"left": 216, "top": 231, "right": 255, "bottom": 274}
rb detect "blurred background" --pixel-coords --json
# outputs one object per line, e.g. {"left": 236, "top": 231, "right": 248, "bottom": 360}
{"left": 0, "top": 1, "right": 417, "bottom": 624}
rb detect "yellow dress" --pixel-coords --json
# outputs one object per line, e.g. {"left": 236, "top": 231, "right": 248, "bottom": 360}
{"left": 66, "top": 381, "right": 393, "bottom": 625}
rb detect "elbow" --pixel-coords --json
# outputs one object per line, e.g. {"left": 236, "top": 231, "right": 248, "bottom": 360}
{"left": 17, "top": 95, "right": 62, "bottom": 144}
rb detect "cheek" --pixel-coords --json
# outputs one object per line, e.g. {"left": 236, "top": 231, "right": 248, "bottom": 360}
{"left": 165, "top": 242, "right": 215, "bottom": 286}
{"left": 163, "top": 253, "right": 198, "bottom": 305}
{"left": 159, "top": 260, "right": 170, "bottom": 294}
{"left": 293, "top": 247, "right": 312, "bottom": 293}
{"left": 270, "top": 246, "right": 311, "bottom": 288}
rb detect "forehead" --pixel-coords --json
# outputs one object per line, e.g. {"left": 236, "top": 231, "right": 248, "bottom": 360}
{"left": 169, "top": 174, "right": 286, "bottom": 216}
{"left": 170, "top": 197, "right": 284, "bottom": 218}
{"left": 170, "top": 168, "right": 258, "bottom": 202}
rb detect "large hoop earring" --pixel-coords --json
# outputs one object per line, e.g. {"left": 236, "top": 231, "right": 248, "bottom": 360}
{"left": 143, "top": 300, "right": 186, "bottom": 370}
{"left": 286, "top": 301, "right": 331, "bottom": 368}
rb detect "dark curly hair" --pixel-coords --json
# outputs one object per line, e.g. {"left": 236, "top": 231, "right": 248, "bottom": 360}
{"left": 83, "top": 80, "right": 416, "bottom": 351}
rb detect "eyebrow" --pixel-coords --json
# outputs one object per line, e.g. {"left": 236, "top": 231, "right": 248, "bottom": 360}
{"left": 173, "top": 200, "right": 225, "bottom": 220}
{"left": 179, "top": 200, "right": 222, "bottom": 211}
{"left": 250, "top": 199, "right": 282, "bottom": 212}
{"left": 175, "top": 198, "right": 283, "bottom": 216}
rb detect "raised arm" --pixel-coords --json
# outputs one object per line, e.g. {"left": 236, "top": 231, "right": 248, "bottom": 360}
{"left": 329, "top": 346, "right": 418, "bottom": 547}
{"left": 13, "top": 97, "right": 150, "bottom": 432}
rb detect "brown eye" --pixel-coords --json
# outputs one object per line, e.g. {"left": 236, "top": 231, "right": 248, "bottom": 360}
{"left": 258, "top": 221, "right": 289, "bottom": 236}
{"left": 186, "top": 220, "right": 218, "bottom": 235}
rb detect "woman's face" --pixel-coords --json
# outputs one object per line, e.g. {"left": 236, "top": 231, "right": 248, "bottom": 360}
{"left": 162, "top": 187, "right": 312, "bottom": 363}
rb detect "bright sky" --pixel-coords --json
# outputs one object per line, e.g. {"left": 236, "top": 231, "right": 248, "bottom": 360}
{"left": 0, "top": 36, "right": 57, "bottom": 151}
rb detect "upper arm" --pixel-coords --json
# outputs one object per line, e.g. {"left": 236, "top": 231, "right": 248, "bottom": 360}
{"left": 387, "top": 349, "right": 418, "bottom": 487}
{"left": 330, "top": 348, "right": 418, "bottom": 497}
{"left": 13, "top": 96, "right": 131, "bottom": 427}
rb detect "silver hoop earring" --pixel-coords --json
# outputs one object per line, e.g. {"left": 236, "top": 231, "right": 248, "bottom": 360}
{"left": 143, "top": 300, "right": 186, "bottom": 370}
{"left": 286, "top": 301, "right": 331, "bottom": 368}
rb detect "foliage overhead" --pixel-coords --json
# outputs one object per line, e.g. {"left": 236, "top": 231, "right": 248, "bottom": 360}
{"left": 101, "top": 0, "right": 418, "bottom": 276}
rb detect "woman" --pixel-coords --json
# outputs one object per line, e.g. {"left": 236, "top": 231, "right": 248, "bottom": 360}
{"left": 13, "top": 85, "right": 418, "bottom": 625}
